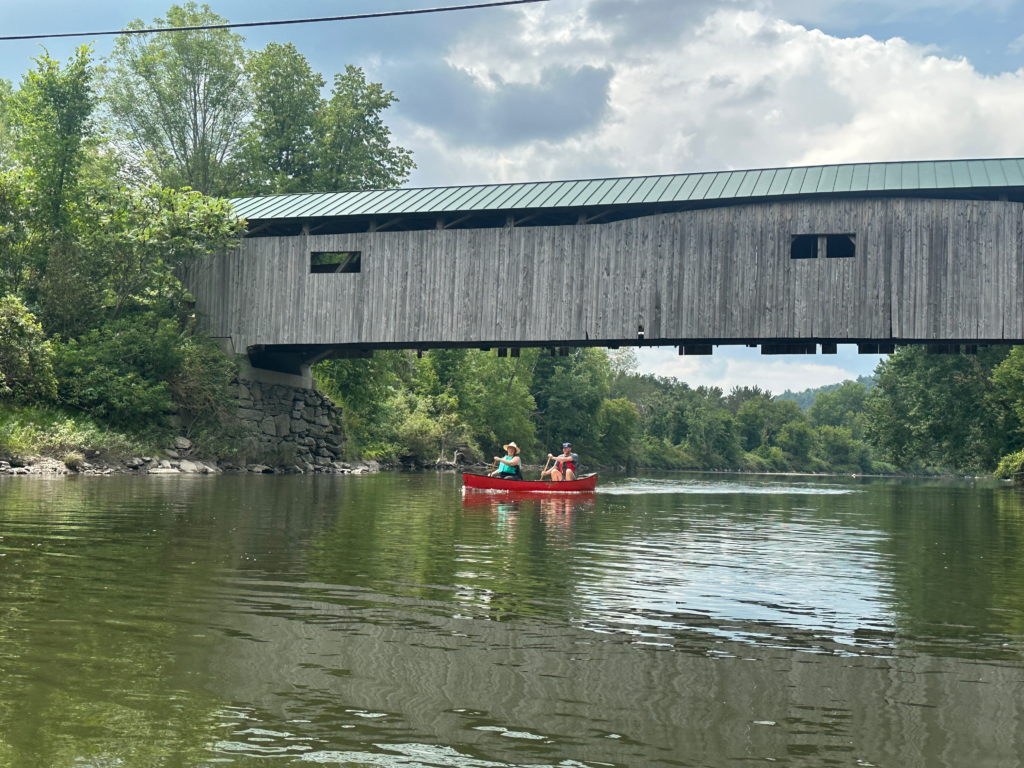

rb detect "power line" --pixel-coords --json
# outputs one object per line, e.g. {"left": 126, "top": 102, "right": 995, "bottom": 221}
{"left": 0, "top": 0, "right": 551, "bottom": 42}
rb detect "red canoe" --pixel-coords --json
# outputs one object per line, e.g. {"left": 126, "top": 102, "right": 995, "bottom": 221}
{"left": 462, "top": 472, "right": 598, "bottom": 493}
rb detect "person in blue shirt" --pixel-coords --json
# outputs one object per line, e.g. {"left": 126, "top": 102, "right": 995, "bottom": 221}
{"left": 490, "top": 442, "right": 523, "bottom": 480}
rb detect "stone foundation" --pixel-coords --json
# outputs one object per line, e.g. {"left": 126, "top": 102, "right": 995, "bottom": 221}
{"left": 229, "top": 374, "right": 345, "bottom": 470}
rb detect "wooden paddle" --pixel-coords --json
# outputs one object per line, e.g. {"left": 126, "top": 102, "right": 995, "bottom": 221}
{"left": 541, "top": 454, "right": 552, "bottom": 480}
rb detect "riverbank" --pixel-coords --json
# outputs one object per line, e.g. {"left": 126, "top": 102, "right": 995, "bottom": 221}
{"left": 0, "top": 452, "right": 381, "bottom": 477}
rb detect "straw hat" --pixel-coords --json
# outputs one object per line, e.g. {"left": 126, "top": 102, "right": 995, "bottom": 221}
{"left": 503, "top": 442, "right": 520, "bottom": 455}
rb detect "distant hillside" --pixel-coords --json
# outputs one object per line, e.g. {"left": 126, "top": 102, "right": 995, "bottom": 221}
{"left": 774, "top": 375, "right": 877, "bottom": 411}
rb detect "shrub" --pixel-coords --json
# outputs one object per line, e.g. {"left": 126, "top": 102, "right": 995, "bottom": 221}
{"left": 53, "top": 314, "right": 178, "bottom": 432}
{"left": 0, "top": 295, "right": 57, "bottom": 402}
{"left": 62, "top": 450, "right": 85, "bottom": 470}
{"left": 995, "top": 449, "right": 1024, "bottom": 479}
{"left": 0, "top": 404, "right": 147, "bottom": 461}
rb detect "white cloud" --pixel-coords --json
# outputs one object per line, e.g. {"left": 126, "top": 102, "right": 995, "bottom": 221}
{"left": 636, "top": 347, "right": 880, "bottom": 394}
{"left": 400, "top": 2, "right": 1024, "bottom": 186}
{"left": 1010, "top": 34, "right": 1024, "bottom": 53}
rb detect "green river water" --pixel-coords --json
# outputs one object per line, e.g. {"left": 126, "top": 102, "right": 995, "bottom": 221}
{"left": 1, "top": 472, "right": 1023, "bottom": 767}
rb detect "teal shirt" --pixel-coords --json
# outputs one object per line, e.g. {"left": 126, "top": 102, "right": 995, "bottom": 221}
{"left": 499, "top": 454, "right": 518, "bottom": 474}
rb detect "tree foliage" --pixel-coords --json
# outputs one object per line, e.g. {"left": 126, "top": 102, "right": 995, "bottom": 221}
{"left": 867, "top": 346, "right": 1016, "bottom": 472}
{"left": 9, "top": 46, "right": 95, "bottom": 232}
{"left": 0, "top": 295, "right": 56, "bottom": 402}
{"left": 106, "top": 3, "right": 249, "bottom": 195}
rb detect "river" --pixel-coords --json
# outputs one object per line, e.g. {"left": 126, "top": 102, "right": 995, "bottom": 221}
{"left": 1, "top": 472, "right": 1023, "bottom": 767}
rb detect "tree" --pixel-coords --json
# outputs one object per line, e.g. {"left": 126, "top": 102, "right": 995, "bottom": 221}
{"left": 531, "top": 348, "right": 610, "bottom": 454}
{"left": 724, "top": 385, "right": 771, "bottom": 415}
{"left": 0, "top": 170, "right": 32, "bottom": 296}
{"left": 9, "top": 46, "right": 95, "bottom": 232}
{"left": 778, "top": 420, "right": 815, "bottom": 462}
{"left": 808, "top": 380, "right": 868, "bottom": 429}
{"left": 106, "top": 3, "right": 249, "bottom": 195}
{"left": 736, "top": 397, "right": 802, "bottom": 451}
{"left": 237, "top": 43, "right": 324, "bottom": 195}
{"left": 0, "top": 78, "right": 14, "bottom": 171}
{"left": 84, "top": 184, "right": 243, "bottom": 319}
{"left": 0, "top": 295, "right": 56, "bottom": 402}
{"left": 867, "top": 346, "right": 1016, "bottom": 471}
{"left": 597, "top": 397, "right": 640, "bottom": 466}
{"left": 312, "top": 66, "right": 414, "bottom": 192}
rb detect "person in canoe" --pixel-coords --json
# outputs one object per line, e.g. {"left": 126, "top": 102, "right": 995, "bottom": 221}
{"left": 489, "top": 442, "right": 523, "bottom": 480}
{"left": 542, "top": 442, "right": 579, "bottom": 481}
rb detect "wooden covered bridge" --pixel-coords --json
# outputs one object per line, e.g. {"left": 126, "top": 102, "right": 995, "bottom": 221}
{"left": 181, "top": 158, "right": 1024, "bottom": 375}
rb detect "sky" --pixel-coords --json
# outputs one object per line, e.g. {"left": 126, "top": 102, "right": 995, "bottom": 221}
{"left": 1, "top": 0, "right": 1022, "bottom": 393}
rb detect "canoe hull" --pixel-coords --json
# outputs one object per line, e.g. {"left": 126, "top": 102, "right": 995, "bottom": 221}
{"left": 462, "top": 472, "right": 598, "bottom": 493}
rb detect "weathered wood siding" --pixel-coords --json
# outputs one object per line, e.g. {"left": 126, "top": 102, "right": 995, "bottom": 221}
{"left": 182, "top": 198, "right": 1024, "bottom": 349}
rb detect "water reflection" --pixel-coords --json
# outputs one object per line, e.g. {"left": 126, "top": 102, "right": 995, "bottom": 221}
{"left": 1, "top": 472, "right": 1024, "bottom": 766}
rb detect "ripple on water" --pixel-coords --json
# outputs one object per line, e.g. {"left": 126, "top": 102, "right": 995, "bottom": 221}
{"left": 599, "top": 477, "right": 859, "bottom": 495}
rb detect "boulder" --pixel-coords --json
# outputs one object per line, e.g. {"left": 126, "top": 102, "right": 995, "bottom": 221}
{"left": 260, "top": 417, "right": 277, "bottom": 436}
{"left": 247, "top": 464, "right": 273, "bottom": 473}
{"left": 149, "top": 467, "right": 180, "bottom": 475}
{"left": 237, "top": 383, "right": 250, "bottom": 400}
{"left": 178, "top": 460, "right": 201, "bottom": 473}
{"left": 165, "top": 450, "right": 180, "bottom": 460}
{"left": 174, "top": 437, "right": 193, "bottom": 451}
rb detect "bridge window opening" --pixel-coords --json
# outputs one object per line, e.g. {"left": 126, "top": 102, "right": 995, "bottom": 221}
{"left": 790, "top": 235, "right": 818, "bottom": 259}
{"left": 311, "top": 251, "right": 361, "bottom": 274}
{"left": 826, "top": 234, "right": 856, "bottom": 258}
{"left": 791, "top": 234, "right": 856, "bottom": 259}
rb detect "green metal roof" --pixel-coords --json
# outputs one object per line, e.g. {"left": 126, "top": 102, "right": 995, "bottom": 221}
{"left": 230, "top": 158, "right": 1024, "bottom": 221}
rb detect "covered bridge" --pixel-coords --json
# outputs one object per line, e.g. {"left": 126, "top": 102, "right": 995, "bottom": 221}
{"left": 181, "top": 157, "right": 1024, "bottom": 376}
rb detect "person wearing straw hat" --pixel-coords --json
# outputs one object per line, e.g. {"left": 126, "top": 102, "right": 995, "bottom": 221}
{"left": 490, "top": 442, "right": 523, "bottom": 480}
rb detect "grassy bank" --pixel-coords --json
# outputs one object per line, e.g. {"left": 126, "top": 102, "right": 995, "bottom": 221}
{"left": 0, "top": 405, "right": 154, "bottom": 467}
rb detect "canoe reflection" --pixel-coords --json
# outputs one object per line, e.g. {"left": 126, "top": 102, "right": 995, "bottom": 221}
{"left": 461, "top": 491, "right": 596, "bottom": 512}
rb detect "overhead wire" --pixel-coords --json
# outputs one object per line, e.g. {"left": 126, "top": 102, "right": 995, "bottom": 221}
{"left": 0, "top": 0, "right": 551, "bottom": 42}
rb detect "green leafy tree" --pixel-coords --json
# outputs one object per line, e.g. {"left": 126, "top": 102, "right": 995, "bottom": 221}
{"left": 684, "top": 399, "right": 740, "bottom": 467}
{"left": 724, "top": 385, "right": 771, "bottom": 415}
{"left": 465, "top": 350, "right": 538, "bottom": 459}
{"left": 53, "top": 315, "right": 179, "bottom": 431}
{"left": 237, "top": 42, "right": 323, "bottom": 195}
{"left": 0, "top": 295, "right": 56, "bottom": 402}
{"left": 736, "top": 397, "right": 802, "bottom": 451}
{"left": 778, "top": 420, "right": 815, "bottom": 462}
{"left": 312, "top": 66, "right": 414, "bottom": 192}
{"left": 106, "top": 3, "right": 249, "bottom": 195}
{"left": 867, "top": 346, "right": 1015, "bottom": 471}
{"left": 808, "top": 380, "right": 868, "bottom": 429}
{"left": 0, "top": 170, "right": 32, "bottom": 295}
{"left": 532, "top": 348, "right": 611, "bottom": 454}
{"left": 597, "top": 397, "right": 640, "bottom": 466}
{"left": 9, "top": 46, "right": 95, "bottom": 233}
{"left": 85, "top": 184, "right": 243, "bottom": 318}
{"left": 0, "top": 78, "right": 14, "bottom": 170}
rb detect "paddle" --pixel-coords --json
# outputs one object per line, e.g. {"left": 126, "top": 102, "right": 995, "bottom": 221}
{"left": 541, "top": 455, "right": 551, "bottom": 480}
